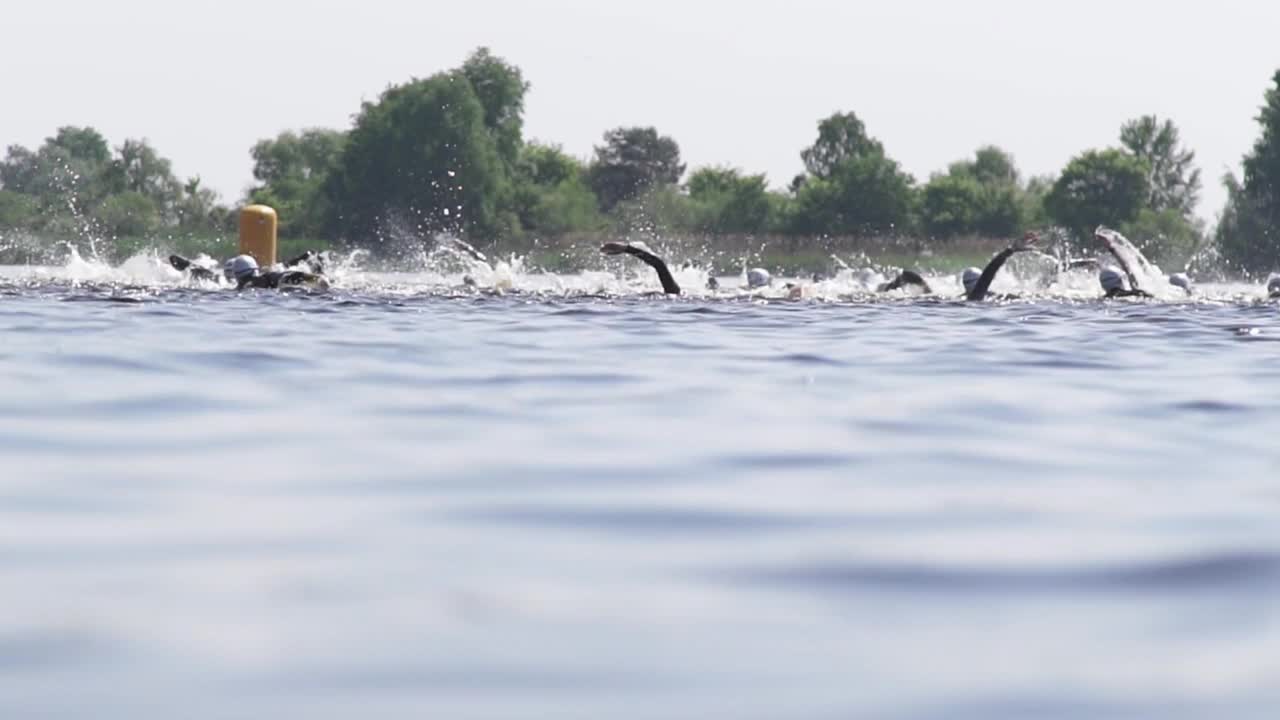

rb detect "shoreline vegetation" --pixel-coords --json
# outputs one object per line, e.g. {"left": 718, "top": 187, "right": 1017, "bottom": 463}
{"left": 3, "top": 49, "right": 1280, "bottom": 277}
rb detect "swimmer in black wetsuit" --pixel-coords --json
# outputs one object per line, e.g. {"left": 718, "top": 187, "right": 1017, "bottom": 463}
{"left": 876, "top": 270, "right": 933, "bottom": 294}
{"left": 1099, "top": 266, "right": 1154, "bottom": 298}
{"left": 1093, "top": 228, "right": 1155, "bottom": 299}
{"left": 225, "top": 254, "right": 328, "bottom": 290}
{"left": 1267, "top": 275, "right": 1280, "bottom": 299}
{"left": 167, "top": 254, "right": 221, "bottom": 282}
{"left": 168, "top": 250, "right": 326, "bottom": 284}
{"left": 956, "top": 232, "right": 1041, "bottom": 301}
{"left": 600, "top": 241, "right": 682, "bottom": 295}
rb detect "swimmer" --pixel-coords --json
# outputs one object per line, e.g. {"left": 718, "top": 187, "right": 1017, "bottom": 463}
{"left": 1098, "top": 266, "right": 1154, "bottom": 299}
{"left": 1168, "top": 272, "right": 1193, "bottom": 295}
{"left": 600, "top": 241, "right": 682, "bottom": 295}
{"left": 1267, "top": 274, "right": 1280, "bottom": 299}
{"left": 224, "top": 254, "right": 328, "bottom": 290}
{"left": 876, "top": 270, "right": 933, "bottom": 294}
{"left": 168, "top": 250, "right": 326, "bottom": 284}
{"left": 167, "top": 254, "right": 221, "bottom": 283}
{"left": 957, "top": 232, "right": 1041, "bottom": 301}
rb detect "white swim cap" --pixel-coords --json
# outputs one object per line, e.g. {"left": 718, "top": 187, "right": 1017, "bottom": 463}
{"left": 960, "top": 267, "right": 982, "bottom": 295}
{"left": 746, "top": 268, "right": 771, "bottom": 289}
{"left": 1099, "top": 266, "right": 1127, "bottom": 292}
{"left": 1168, "top": 272, "right": 1192, "bottom": 292}
{"left": 1267, "top": 274, "right": 1280, "bottom": 296}
{"left": 227, "top": 254, "right": 259, "bottom": 281}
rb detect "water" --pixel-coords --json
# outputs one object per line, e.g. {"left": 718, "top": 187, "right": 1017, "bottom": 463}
{"left": 2, "top": 255, "right": 1280, "bottom": 719}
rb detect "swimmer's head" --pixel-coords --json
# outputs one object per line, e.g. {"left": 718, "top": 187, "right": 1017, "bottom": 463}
{"left": 960, "top": 267, "right": 982, "bottom": 295}
{"left": 1099, "top": 266, "right": 1127, "bottom": 293}
{"left": 746, "top": 268, "right": 771, "bottom": 289}
{"left": 1168, "top": 272, "right": 1192, "bottom": 293}
{"left": 225, "top": 254, "right": 259, "bottom": 281}
{"left": 1267, "top": 274, "right": 1280, "bottom": 296}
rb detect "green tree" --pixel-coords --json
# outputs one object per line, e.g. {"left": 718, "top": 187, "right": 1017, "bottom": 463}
{"left": 1119, "top": 115, "right": 1201, "bottom": 217}
{"left": 102, "top": 139, "right": 182, "bottom": 220}
{"left": 248, "top": 129, "right": 345, "bottom": 236}
{"left": 0, "top": 190, "right": 39, "bottom": 229}
{"left": 1218, "top": 70, "right": 1280, "bottom": 270}
{"left": 1, "top": 127, "right": 115, "bottom": 216}
{"left": 1216, "top": 172, "right": 1269, "bottom": 272}
{"left": 923, "top": 146, "right": 1026, "bottom": 238}
{"left": 1045, "top": 149, "right": 1150, "bottom": 240}
{"left": 920, "top": 173, "right": 981, "bottom": 237}
{"left": 586, "top": 127, "right": 685, "bottom": 211}
{"left": 175, "top": 176, "right": 227, "bottom": 232}
{"left": 322, "top": 70, "right": 511, "bottom": 245}
{"left": 788, "top": 113, "right": 915, "bottom": 236}
{"left": 1120, "top": 208, "right": 1204, "bottom": 269}
{"left": 512, "top": 142, "right": 602, "bottom": 235}
{"left": 93, "top": 191, "right": 161, "bottom": 238}
{"left": 800, "top": 112, "right": 884, "bottom": 180}
{"left": 789, "top": 152, "right": 916, "bottom": 236}
{"left": 459, "top": 47, "right": 528, "bottom": 172}
{"left": 950, "top": 145, "right": 1020, "bottom": 185}
{"left": 686, "top": 166, "right": 774, "bottom": 234}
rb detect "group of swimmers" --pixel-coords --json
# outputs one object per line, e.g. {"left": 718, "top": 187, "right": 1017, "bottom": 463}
{"left": 604, "top": 226, "right": 1276, "bottom": 301}
{"left": 169, "top": 227, "right": 1280, "bottom": 301}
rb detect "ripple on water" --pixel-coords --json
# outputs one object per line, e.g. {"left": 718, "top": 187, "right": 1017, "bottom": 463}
{"left": 733, "top": 550, "right": 1280, "bottom": 595}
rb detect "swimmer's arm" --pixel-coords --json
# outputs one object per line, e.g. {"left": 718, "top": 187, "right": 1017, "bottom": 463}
{"left": 878, "top": 270, "right": 932, "bottom": 294}
{"left": 969, "top": 235, "right": 1040, "bottom": 301}
{"left": 1096, "top": 232, "right": 1143, "bottom": 293}
{"left": 601, "top": 242, "right": 681, "bottom": 295}
{"left": 967, "top": 248, "right": 1017, "bottom": 301}
{"left": 281, "top": 250, "right": 317, "bottom": 268}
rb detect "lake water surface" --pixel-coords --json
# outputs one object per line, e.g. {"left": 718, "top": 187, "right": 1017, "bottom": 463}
{"left": 2, "top": 258, "right": 1279, "bottom": 719}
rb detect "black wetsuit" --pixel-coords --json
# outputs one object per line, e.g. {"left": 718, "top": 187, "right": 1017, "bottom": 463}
{"left": 1105, "top": 287, "right": 1154, "bottom": 299}
{"left": 610, "top": 244, "right": 681, "bottom": 295}
{"left": 236, "top": 269, "right": 323, "bottom": 290}
{"left": 877, "top": 270, "right": 932, "bottom": 294}
{"left": 170, "top": 252, "right": 326, "bottom": 287}
{"left": 966, "top": 247, "right": 1024, "bottom": 301}
{"left": 168, "top": 254, "right": 219, "bottom": 282}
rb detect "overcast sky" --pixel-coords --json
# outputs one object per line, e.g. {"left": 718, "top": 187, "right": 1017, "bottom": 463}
{"left": 4, "top": 0, "right": 1278, "bottom": 224}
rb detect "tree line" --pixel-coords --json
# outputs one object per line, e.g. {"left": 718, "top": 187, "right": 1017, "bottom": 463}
{"left": 3, "top": 49, "right": 1280, "bottom": 274}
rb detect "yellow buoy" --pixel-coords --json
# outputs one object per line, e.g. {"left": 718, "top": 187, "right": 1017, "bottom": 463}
{"left": 239, "top": 205, "right": 278, "bottom": 266}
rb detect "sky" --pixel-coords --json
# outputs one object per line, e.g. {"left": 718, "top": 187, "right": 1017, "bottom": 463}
{"left": 3, "top": 0, "right": 1278, "bottom": 225}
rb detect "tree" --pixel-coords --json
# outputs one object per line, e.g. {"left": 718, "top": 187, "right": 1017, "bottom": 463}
{"left": 102, "top": 139, "right": 182, "bottom": 220}
{"left": 951, "top": 145, "right": 1020, "bottom": 186}
{"left": 686, "top": 166, "right": 774, "bottom": 234}
{"left": 1120, "top": 208, "right": 1204, "bottom": 269}
{"left": 248, "top": 129, "right": 345, "bottom": 236}
{"left": 175, "top": 176, "right": 227, "bottom": 231}
{"left": 1216, "top": 172, "right": 1270, "bottom": 272}
{"left": 1120, "top": 115, "right": 1201, "bottom": 217}
{"left": 0, "top": 190, "right": 38, "bottom": 229}
{"left": 586, "top": 127, "right": 684, "bottom": 211}
{"left": 1219, "top": 70, "right": 1280, "bottom": 270}
{"left": 322, "top": 70, "right": 511, "bottom": 245}
{"left": 788, "top": 152, "right": 916, "bottom": 236}
{"left": 800, "top": 112, "right": 884, "bottom": 180}
{"left": 920, "top": 173, "right": 982, "bottom": 238}
{"left": 93, "top": 191, "right": 161, "bottom": 238}
{"left": 511, "top": 142, "right": 602, "bottom": 235}
{"left": 1045, "top": 149, "right": 1150, "bottom": 240}
{"left": 459, "top": 47, "right": 529, "bottom": 172}
{"left": 1, "top": 127, "right": 114, "bottom": 213}
{"left": 923, "top": 146, "right": 1026, "bottom": 238}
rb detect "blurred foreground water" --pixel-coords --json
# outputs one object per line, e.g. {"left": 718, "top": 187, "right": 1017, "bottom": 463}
{"left": 2, "top": 257, "right": 1279, "bottom": 719}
